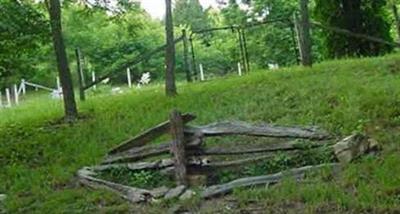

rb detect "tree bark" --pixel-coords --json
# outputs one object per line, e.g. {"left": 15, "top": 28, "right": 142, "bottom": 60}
{"left": 182, "top": 29, "right": 192, "bottom": 82}
{"left": 165, "top": 0, "right": 177, "bottom": 96}
{"left": 298, "top": 0, "right": 312, "bottom": 66}
{"left": 49, "top": 0, "right": 78, "bottom": 121}
{"left": 75, "top": 48, "right": 86, "bottom": 101}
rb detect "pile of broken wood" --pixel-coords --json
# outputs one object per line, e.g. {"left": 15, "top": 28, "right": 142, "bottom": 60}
{"left": 77, "top": 110, "right": 379, "bottom": 203}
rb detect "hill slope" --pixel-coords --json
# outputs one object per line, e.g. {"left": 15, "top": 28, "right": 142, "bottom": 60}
{"left": 1, "top": 55, "right": 400, "bottom": 213}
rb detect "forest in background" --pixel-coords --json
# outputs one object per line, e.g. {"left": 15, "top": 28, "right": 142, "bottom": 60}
{"left": 1, "top": 0, "right": 399, "bottom": 89}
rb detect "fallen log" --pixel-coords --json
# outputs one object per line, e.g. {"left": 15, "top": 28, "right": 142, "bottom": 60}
{"left": 188, "top": 141, "right": 329, "bottom": 156}
{"left": 108, "top": 113, "right": 196, "bottom": 155}
{"left": 185, "top": 121, "right": 330, "bottom": 140}
{"left": 77, "top": 167, "right": 153, "bottom": 203}
{"left": 201, "top": 163, "right": 340, "bottom": 199}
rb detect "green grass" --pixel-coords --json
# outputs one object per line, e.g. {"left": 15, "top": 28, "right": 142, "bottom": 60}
{"left": 1, "top": 54, "right": 400, "bottom": 213}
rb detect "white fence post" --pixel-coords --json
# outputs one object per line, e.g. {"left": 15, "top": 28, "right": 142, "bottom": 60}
{"left": 21, "top": 79, "right": 26, "bottom": 95}
{"left": 238, "top": 62, "right": 242, "bottom": 76}
{"left": 92, "top": 71, "right": 96, "bottom": 90}
{"left": 0, "top": 91, "right": 2, "bottom": 108}
{"left": 127, "top": 68, "right": 132, "bottom": 88}
{"left": 13, "top": 84, "right": 19, "bottom": 105}
{"left": 5, "top": 88, "right": 11, "bottom": 107}
{"left": 199, "top": 64, "right": 205, "bottom": 81}
{"left": 56, "top": 77, "right": 61, "bottom": 91}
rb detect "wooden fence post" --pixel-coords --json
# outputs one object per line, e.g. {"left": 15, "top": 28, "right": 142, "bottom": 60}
{"left": 75, "top": 48, "right": 86, "bottom": 101}
{"left": 182, "top": 29, "right": 193, "bottom": 82}
{"left": 241, "top": 29, "right": 250, "bottom": 73}
{"left": 296, "top": 0, "right": 312, "bottom": 67}
{"left": 189, "top": 37, "right": 198, "bottom": 81}
{"left": 169, "top": 109, "right": 188, "bottom": 186}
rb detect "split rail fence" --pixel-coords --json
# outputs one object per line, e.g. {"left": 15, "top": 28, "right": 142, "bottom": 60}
{"left": 78, "top": 110, "right": 379, "bottom": 203}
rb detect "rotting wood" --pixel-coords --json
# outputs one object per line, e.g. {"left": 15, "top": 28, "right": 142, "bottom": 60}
{"left": 77, "top": 167, "right": 153, "bottom": 203}
{"left": 188, "top": 141, "right": 329, "bottom": 156}
{"left": 92, "top": 159, "right": 174, "bottom": 172}
{"left": 333, "top": 134, "right": 379, "bottom": 164}
{"left": 170, "top": 110, "right": 188, "bottom": 186}
{"left": 185, "top": 121, "right": 330, "bottom": 140}
{"left": 188, "top": 152, "right": 297, "bottom": 172}
{"left": 108, "top": 113, "right": 196, "bottom": 155}
{"left": 201, "top": 163, "right": 340, "bottom": 199}
{"left": 103, "top": 134, "right": 203, "bottom": 165}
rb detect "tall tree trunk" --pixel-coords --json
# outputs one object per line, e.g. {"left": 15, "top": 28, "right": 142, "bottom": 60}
{"left": 48, "top": 0, "right": 78, "bottom": 121}
{"left": 298, "top": 0, "right": 312, "bottom": 66}
{"left": 342, "top": 0, "right": 362, "bottom": 55}
{"left": 392, "top": 3, "right": 400, "bottom": 41}
{"left": 165, "top": 0, "right": 177, "bottom": 96}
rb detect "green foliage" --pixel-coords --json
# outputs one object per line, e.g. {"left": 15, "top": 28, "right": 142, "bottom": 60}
{"left": 173, "top": 0, "right": 211, "bottom": 31}
{"left": 315, "top": 0, "right": 393, "bottom": 58}
{"left": 0, "top": 0, "right": 49, "bottom": 88}
{"left": 62, "top": 4, "right": 165, "bottom": 82}
{"left": 219, "top": 0, "right": 301, "bottom": 67}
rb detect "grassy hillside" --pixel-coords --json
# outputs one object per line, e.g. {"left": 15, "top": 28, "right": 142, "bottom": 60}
{"left": 1, "top": 55, "right": 400, "bottom": 213}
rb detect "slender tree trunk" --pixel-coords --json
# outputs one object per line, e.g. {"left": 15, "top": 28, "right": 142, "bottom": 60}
{"left": 182, "top": 29, "right": 192, "bottom": 82}
{"left": 298, "top": 0, "right": 312, "bottom": 66}
{"left": 49, "top": 0, "right": 78, "bottom": 121}
{"left": 392, "top": 4, "right": 400, "bottom": 41}
{"left": 165, "top": 0, "right": 177, "bottom": 96}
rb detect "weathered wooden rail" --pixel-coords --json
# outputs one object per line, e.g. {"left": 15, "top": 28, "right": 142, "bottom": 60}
{"left": 78, "top": 110, "right": 379, "bottom": 203}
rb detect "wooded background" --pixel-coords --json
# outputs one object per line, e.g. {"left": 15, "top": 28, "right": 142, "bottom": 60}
{"left": 1, "top": 0, "right": 398, "bottom": 89}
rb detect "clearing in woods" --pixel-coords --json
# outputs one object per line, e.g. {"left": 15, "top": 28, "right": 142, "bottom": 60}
{"left": 1, "top": 55, "right": 400, "bottom": 213}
